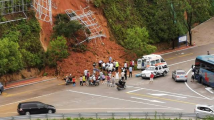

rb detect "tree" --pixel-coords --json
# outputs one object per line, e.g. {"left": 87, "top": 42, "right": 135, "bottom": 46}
{"left": 178, "top": 0, "right": 212, "bottom": 45}
{"left": 46, "top": 36, "right": 69, "bottom": 67}
{"left": 123, "top": 27, "right": 156, "bottom": 57}
{"left": 0, "top": 38, "right": 23, "bottom": 76}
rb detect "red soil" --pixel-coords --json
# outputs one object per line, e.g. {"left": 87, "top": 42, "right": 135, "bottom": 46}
{"left": 38, "top": 0, "right": 136, "bottom": 77}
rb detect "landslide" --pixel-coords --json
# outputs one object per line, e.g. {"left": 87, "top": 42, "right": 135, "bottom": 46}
{"left": 39, "top": 0, "right": 135, "bottom": 77}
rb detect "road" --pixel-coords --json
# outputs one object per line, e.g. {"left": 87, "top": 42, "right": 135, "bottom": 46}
{"left": 0, "top": 43, "right": 214, "bottom": 117}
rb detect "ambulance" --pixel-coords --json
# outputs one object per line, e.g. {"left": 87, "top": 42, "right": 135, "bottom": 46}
{"left": 137, "top": 54, "right": 167, "bottom": 70}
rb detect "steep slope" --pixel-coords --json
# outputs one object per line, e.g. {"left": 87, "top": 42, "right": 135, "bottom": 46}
{"left": 38, "top": 0, "right": 135, "bottom": 77}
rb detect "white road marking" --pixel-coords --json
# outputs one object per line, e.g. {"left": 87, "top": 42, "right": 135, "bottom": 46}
{"left": 148, "top": 93, "right": 187, "bottom": 99}
{"left": 0, "top": 91, "right": 61, "bottom": 108}
{"left": 168, "top": 59, "right": 195, "bottom": 67}
{"left": 127, "top": 88, "right": 142, "bottom": 93}
{"left": 186, "top": 68, "right": 192, "bottom": 75}
{"left": 128, "top": 87, "right": 206, "bottom": 100}
{"left": 185, "top": 82, "right": 212, "bottom": 100}
{"left": 67, "top": 90, "right": 182, "bottom": 111}
{"left": 131, "top": 97, "right": 165, "bottom": 103}
{"left": 205, "top": 87, "right": 214, "bottom": 94}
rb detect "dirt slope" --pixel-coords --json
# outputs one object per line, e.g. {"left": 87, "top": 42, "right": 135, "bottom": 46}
{"left": 38, "top": 0, "right": 135, "bottom": 77}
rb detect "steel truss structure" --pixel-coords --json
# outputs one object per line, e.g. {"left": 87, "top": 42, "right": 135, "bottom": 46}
{"left": 65, "top": 6, "right": 106, "bottom": 45}
{"left": 32, "top": 0, "right": 55, "bottom": 25}
{"left": 0, "top": 0, "right": 29, "bottom": 24}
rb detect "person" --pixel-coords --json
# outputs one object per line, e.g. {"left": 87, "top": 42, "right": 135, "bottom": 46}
{"left": 124, "top": 62, "right": 127, "bottom": 69}
{"left": 109, "top": 56, "right": 112, "bottom": 62}
{"left": 129, "top": 66, "right": 132, "bottom": 78}
{"left": 107, "top": 75, "right": 111, "bottom": 87}
{"left": 115, "top": 71, "right": 120, "bottom": 83}
{"left": 87, "top": 71, "right": 90, "bottom": 81}
{"left": 111, "top": 76, "right": 115, "bottom": 87}
{"left": 150, "top": 72, "right": 154, "bottom": 83}
{"left": 101, "top": 74, "right": 106, "bottom": 84}
{"left": 191, "top": 69, "right": 195, "bottom": 82}
{"left": 207, "top": 51, "right": 210, "bottom": 55}
{"left": 102, "top": 62, "right": 106, "bottom": 71}
{"left": 84, "top": 70, "right": 88, "bottom": 78}
{"left": 124, "top": 68, "right": 127, "bottom": 80}
{"left": 93, "top": 62, "right": 96, "bottom": 68}
{"left": 121, "top": 70, "right": 125, "bottom": 80}
{"left": 132, "top": 60, "right": 135, "bottom": 70}
{"left": 129, "top": 60, "right": 132, "bottom": 68}
{"left": 92, "top": 75, "right": 96, "bottom": 85}
{"left": 82, "top": 75, "right": 86, "bottom": 85}
{"left": 115, "top": 61, "right": 119, "bottom": 72}
{"left": 99, "top": 60, "right": 102, "bottom": 69}
{"left": 68, "top": 74, "right": 72, "bottom": 81}
{"left": 79, "top": 76, "right": 83, "bottom": 86}
{"left": 72, "top": 76, "right": 76, "bottom": 86}
{"left": 118, "top": 79, "right": 125, "bottom": 88}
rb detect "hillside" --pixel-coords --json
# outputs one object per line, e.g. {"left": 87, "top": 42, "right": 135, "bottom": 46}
{"left": 39, "top": 0, "right": 134, "bottom": 77}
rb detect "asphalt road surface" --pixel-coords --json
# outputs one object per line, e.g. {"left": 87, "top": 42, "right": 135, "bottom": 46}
{"left": 0, "top": 43, "right": 214, "bottom": 117}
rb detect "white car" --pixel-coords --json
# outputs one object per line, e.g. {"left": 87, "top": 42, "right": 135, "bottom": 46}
{"left": 141, "top": 64, "right": 169, "bottom": 79}
{"left": 195, "top": 104, "right": 214, "bottom": 118}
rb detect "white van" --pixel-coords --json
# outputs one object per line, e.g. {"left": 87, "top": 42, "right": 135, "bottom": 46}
{"left": 137, "top": 54, "right": 166, "bottom": 70}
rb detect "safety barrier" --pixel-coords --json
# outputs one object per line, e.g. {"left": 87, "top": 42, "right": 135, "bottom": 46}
{"left": 0, "top": 112, "right": 213, "bottom": 120}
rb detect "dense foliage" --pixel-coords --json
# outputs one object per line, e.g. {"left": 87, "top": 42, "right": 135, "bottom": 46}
{"left": 0, "top": 11, "right": 45, "bottom": 76}
{"left": 94, "top": 0, "right": 214, "bottom": 56}
{"left": 46, "top": 36, "right": 69, "bottom": 67}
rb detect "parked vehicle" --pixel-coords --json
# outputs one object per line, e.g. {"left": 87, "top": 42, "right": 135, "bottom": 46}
{"left": 141, "top": 64, "right": 169, "bottom": 79}
{"left": 172, "top": 69, "right": 187, "bottom": 82}
{"left": 115, "top": 80, "right": 126, "bottom": 91}
{"left": 86, "top": 80, "right": 99, "bottom": 86}
{"left": 0, "top": 82, "right": 4, "bottom": 95}
{"left": 194, "top": 55, "right": 214, "bottom": 88}
{"left": 194, "top": 104, "right": 214, "bottom": 118}
{"left": 137, "top": 54, "right": 167, "bottom": 70}
{"left": 17, "top": 101, "right": 56, "bottom": 115}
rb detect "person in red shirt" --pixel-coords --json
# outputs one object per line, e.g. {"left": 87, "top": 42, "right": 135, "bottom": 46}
{"left": 72, "top": 76, "right": 76, "bottom": 86}
{"left": 150, "top": 72, "right": 154, "bottom": 83}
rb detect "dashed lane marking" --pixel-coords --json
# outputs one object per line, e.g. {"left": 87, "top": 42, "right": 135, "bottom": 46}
{"left": 67, "top": 90, "right": 182, "bottom": 110}
{"left": 127, "top": 92, "right": 196, "bottom": 105}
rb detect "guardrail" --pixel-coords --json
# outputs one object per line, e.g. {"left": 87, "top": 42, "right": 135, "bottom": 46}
{"left": 0, "top": 112, "right": 213, "bottom": 120}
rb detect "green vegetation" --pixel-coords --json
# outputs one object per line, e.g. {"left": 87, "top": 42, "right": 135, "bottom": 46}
{"left": 0, "top": 11, "right": 45, "bottom": 77}
{"left": 46, "top": 36, "right": 69, "bottom": 67}
{"left": 94, "top": 0, "right": 214, "bottom": 56}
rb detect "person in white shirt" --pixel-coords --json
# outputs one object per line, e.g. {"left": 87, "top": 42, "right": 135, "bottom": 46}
{"left": 124, "top": 62, "right": 127, "bottom": 69}
{"left": 102, "top": 62, "right": 106, "bottom": 71}
{"left": 121, "top": 71, "right": 125, "bottom": 80}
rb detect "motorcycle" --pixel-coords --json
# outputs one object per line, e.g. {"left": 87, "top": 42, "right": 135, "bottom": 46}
{"left": 86, "top": 80, "right": 99, "bottom": 86}
{"left": 63, "top": 77, "right": 73, "bottom": 85}
{"left": 115, "top": 80, "right": 126, "bottom": 91}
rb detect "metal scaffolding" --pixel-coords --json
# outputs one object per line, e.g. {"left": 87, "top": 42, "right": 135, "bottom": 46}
{"left": 0, "top": 0, "right": 29, "bottom": 24}
{"left": 65, "top": 6, "right": 106, "bottom": 45}
{"left": 32, "top": 0, "right": 56, "bottom": 25}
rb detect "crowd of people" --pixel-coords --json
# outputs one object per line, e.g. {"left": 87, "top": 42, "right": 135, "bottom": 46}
{"left": 64, "top": 56, "right": 135, "bottom": 87}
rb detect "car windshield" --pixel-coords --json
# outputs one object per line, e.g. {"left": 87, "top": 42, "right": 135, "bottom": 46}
{"left": 177, "top": 72, "right": 185, "bottom": 75}
{"left": 146, "top": 67, "right": 155, "bottom": 71}
{"left": 151, "top": 60, "right": 155, "bottom": 66}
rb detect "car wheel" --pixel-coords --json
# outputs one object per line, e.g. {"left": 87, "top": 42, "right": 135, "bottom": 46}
{"left": 48, "top": 110, "right": 53, "bottom": 114}
{"left": 25, "top": 111, "right": 30, "bottom": 115}
{"left": 142, "top": 77, "right": 144, "bottom": 79}
{"left": 163, "top": 72, "right": 167, "bottom": 77}
{"left": 199, "top": 78, "right": 202, "bottom": 83}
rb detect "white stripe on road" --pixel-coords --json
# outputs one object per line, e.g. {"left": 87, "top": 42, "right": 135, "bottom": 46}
{"left": 168, "top": 59, "right": 195, "bottom": 67}
{"left": 127, "top": 88, "right": 142, "bottom": 93}
{"left": 148, "top": 93, "right": 187, "bottom": 99}
{"left": 185, "top": 82, "right": 212, "bottom": 100}
{"left": 67, "top": 90, "right": 182, "bottom": 111}
{"left": 0, "top": 91, "right": 60, "bottom": 108}
{"left": 131, "top": 97, "right": 165, "bottom": 103}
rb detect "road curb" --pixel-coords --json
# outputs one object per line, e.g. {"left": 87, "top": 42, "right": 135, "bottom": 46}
{"left": 5, "top": 78, "right": 57, "bottom": 90}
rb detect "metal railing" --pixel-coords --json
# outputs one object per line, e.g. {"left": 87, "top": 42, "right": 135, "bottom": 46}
{"left": 0, "top": 112, "right": 213, "bottom": 120}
